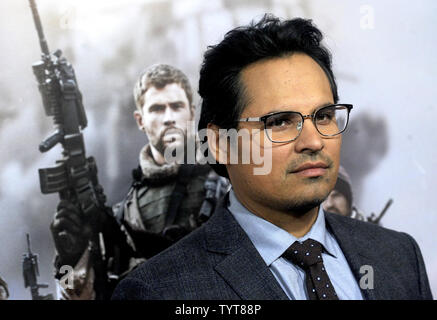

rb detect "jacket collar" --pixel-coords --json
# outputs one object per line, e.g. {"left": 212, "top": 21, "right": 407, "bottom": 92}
{"left": 204, "top": 195, "right": 401, "bottom": 300}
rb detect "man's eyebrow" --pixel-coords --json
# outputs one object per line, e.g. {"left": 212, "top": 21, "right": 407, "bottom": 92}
{"left": 169, "top": 101, "right": 185, "bottom": 106}
{"left": 266, "top": 102, "right": 334, "bottom": 115}
{"left": 148, "top": 103, "right": 165, "bottom": 110}
{"left": 317, "top": 102, "right": 335, "bottom": 109}
{"left": 311, "top": 102, "right": 336, "bottom": 113}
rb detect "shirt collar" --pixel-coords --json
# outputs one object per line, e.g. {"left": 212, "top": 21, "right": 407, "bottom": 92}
{"left": 228, "top": 188, "right": 337, "bottom": 266}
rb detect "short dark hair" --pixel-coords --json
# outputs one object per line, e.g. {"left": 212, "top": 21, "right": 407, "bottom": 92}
{"left": 198, "top": 14, "right": 339, "bottom": 177}
{"left": 134, "top": 64, "right": 193, "bottom": 111}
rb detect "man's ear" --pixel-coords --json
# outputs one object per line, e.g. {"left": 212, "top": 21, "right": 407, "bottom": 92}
{"left": 133, "top": 110, "right": 144, "bottom": 131}
{"left": 207, "top": 123, "right": 228, "bottom": 164}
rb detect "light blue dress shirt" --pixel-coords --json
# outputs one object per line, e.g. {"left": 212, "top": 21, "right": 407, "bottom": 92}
{"left": 228, "top": 189, "right": 363, "bottom": 300}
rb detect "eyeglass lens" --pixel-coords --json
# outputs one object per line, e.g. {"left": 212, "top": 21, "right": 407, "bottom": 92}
{"left": 264, "top": 105, "right": 349, "bottom": 142}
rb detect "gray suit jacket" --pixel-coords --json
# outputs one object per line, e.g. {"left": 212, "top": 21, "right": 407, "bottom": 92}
{"left": 112, "top": 197, "right": 433, "bottom": 300}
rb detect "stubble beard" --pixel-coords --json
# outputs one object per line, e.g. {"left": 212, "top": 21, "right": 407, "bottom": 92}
{"left": 280, "top": 196, "right": 327, "bottom": 217}
{"left": 260, "top": 175, "right": 334, "bottom": 218}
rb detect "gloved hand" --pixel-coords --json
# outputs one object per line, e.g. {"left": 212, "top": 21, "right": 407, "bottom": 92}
{"left": 50, "top": 200, "right": 93, "bottom": 268}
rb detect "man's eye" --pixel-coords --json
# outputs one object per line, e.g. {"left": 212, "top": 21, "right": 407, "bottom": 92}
{"left": 149, "top": 104, "right": 165, "bottom": 113}
{"left": 266, "top": 118, "right": 288, "bottom": 128}
{"left": 170, "top": 102, "right": 185, "bottom": 110}
{"left": 316, "top": 109, "right": 335, "bottom": 124}
{"left": 265, "top": 114, "right": 296, "bottom": 130}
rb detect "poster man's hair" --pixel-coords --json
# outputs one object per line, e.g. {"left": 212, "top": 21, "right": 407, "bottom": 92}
{"left": 134, "top": 64, "right": 194, "bottom": 111}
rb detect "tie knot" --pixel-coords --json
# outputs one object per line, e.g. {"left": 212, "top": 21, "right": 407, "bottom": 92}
{"left": 283, "top": 239, "right": 323, "bottom": 268}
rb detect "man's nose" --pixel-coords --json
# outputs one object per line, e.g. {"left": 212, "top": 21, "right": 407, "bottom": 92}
{"left": 163, "top": 105, "right": 176, "bottom": 126}
{"left": 293, "top": 118, "right": 324, "bottom": 154}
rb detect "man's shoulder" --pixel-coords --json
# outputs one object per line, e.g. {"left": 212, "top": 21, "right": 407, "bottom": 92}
{"left": 327, "top": 211, "right": 403, "bottom": 236}
{"left": 325, "top": 211, "right": 418, "bottom": 252}
{"left": 109, "top": 164, "right": 214, "bottom": 214}
{"left": 327, "top": 212, "right": 433, "bottom": 300}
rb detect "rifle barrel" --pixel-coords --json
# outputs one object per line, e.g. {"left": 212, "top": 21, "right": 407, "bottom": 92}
{"left": 29, "top": 0, "right": 50, "bottom": 56}
{"left": 26, "top": 233, "right": 31, "bottom": 254}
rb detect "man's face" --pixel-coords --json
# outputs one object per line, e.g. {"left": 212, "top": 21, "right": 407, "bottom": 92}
{"left": 227, "top": 53, "right": 341, "bottom": 215}
{"left": 322, "top": 190, "right": 351, "bottom": 217}
{"left": 135, "top": 83, "right": 192, "bottom": 155}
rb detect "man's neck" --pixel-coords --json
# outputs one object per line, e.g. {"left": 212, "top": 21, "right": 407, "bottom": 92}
{"left": 264, "top": 206, "right": 319, "bottom": 238}
{"left": 233, "top": 189, "right": 319, "bottom": 238}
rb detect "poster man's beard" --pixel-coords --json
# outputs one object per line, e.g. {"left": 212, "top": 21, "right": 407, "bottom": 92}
{"left": 153, "top": 131, "right": 188, "bottom": 160}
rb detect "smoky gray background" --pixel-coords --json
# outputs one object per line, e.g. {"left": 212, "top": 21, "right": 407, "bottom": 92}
{"left": 0, "top": 0, "right": 436, "bottom": 299}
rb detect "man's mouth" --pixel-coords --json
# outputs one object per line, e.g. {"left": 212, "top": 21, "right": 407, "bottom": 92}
{"left": 162, "top": 128, "right": 183, "bottom": 143}
{"left": 290, "top": 162, "right": 329, "bottom": 178}
{"left": 164, "top": 128, "right": 182, "bottom": 135}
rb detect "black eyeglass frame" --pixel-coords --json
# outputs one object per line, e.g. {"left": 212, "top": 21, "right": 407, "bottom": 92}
{"left": 238, "top": 103, "right": 353, "bottom": 143}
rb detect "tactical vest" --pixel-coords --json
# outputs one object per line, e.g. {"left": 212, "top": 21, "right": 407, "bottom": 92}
{"left": 112, "top": 164, "right": 227, "bottom": 258}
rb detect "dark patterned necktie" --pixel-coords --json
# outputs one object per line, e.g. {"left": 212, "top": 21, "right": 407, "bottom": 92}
{"left": 283, "top": 238, "right": 339, "bottom": 300}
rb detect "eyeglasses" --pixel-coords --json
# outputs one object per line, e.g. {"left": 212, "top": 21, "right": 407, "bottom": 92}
{"left": 238, "top": 104, "right": 353, "bottom": 143}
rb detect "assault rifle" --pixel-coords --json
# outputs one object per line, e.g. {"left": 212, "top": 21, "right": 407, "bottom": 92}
{"left": 352, "top": 198, "right": 393, "bottom": 225}
{"left": 22, "top": 233, "right": 54, "bottom": 300}
{"left": 367, "top": 198, "right": 393, "bottom": 225}
{"left": 28, "top": 0, "right": 108, "bottom": 299}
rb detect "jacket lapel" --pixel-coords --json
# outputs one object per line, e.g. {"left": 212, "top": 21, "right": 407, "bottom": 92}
{"left": 204, "top": 199, "right": 289, "bottom": 300}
